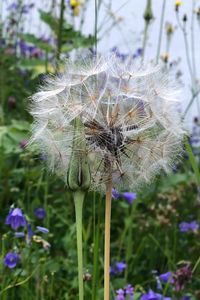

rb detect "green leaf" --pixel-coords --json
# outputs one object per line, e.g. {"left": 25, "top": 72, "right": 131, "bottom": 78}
{"left": 39, "top": 10, "right": 59, "bottom": 33}
{"left": 20, "top": 33, "right": 53, "bottom": 52}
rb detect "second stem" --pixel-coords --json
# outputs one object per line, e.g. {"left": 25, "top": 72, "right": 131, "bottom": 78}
{"left": 104, "top": 178, "right": 112, "bottom": 300}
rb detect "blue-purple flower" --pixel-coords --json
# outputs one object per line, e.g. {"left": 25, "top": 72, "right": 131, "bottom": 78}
{"left": 122, "top": 192, "right": 137, "bottom": 204}
{"left": 112, "top": 188, "right": 120, "bottom": 199}
{"left": 140, "top": 289, "right": 171, "bottom": 300}
{"left": 179, "top": 221, "right": 199, "bottom": 232}
{"left": 36, "top": 226, "right": 49, "bottom": 234}
{"left": 125, "top": 284, "right": 134, "bottom": 295}
{"left": 3, "top": 252, "right": 20, "bottom": 269}
{"left": 159, "top": 271, "right": 173, "bottom": 283}
{"left": 181, "top": 296, "right": 191, "bottom": 300}
{"left": 112, "top": 188, "right": 137, "bottom": 204}
{"left": 6, "top": 208, "right": 26, "bottom": 230}
{"left": 15, "top": 232, "right": 25, "bottom": 238}
{"left": 110, "top": 261, "right": 126, "bottom": 275}
{"left": 34, "top": 208, "right": 46, "bottom": 220}
{"left": 116, "top": 289, "right": 125, "bottom": 300}
{"left": 115, "top": 284, "right": 134, "bottom": 300}
{"left": 133, "top": 48, "right": 143, "bottom": 59}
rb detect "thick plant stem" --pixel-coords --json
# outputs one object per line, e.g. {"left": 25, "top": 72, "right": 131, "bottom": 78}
{"left": 104, "top": 178, "right": 112, "bottom": 300}
{"left": 74, "top": 191, "right": 85, "bottom": 300}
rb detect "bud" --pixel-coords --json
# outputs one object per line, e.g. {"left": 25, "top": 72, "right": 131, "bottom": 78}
{"left": 8, "top": 96, "right": 16, "bottom": 109}
{"left": 67, "top": 117, "right": 91, "bottom": 191}
{"left": 165, "top": 22, "right": 174, "bottom": 36}
{"left": 183, "top": 14, "right": 187, "bottom": 22}
{"left": 143, "top": 0, "right": 153, "bottom": 23}
{"left": 83, "top": 272, "right": 92, "bottom": 281}
{"left": 175, "top": 1, "right": 182, "bottom": 12}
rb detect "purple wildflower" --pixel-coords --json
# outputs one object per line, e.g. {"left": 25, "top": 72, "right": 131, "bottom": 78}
{"left": 112, "top": 188, "right": 120, "bottom": 199}
{"left": 173, "top": 264, "right": 192, "bottom": 292}
{"left": 27, "top": 223, "right": 34, "bottom": 241}
{"left": 159, "top": 271, "right": 173, "bottom": 283}
{"left": 179, "top": 222, "right": 190, "bottom": 232}
{"left": 116, "top": 262, "right": 126, "bottom": 273}
{"left": 140, "top": 289, "right": 171, "bottom": 300}
{"left": 7, "top": 2, "right": 18, "bottom": 11}
{"left": 181, "top": 296, "right": 191, "bottom": 300}
{"left": 125, "top": 284, "right": 134, "bottom": 295}
{"left": 36, "top": 226, "right": 49, "bottom": 234}
{"left": 189, "top": 221, "right": 199, "bottom": 231}
{"left": 112, "top": 188, "right": 137, "bottom": 204}
{"left": 122, "top": 192, "right": 137, "bottom": 204}
{"left": 116, "top": 289, "right": 125, "bottom": 300}
{"left": 15, "top": 232, "right": 25, "bottom": 238}
{"left": 110, "top": 262, "right": 126, "bottom": 275}
{"left": 34, "top": 208, "right": 46, "bottom": 220}
{"left": 6, "top": 208, "right": 26, "bottom": 230}
{"left": 179, "top": 221, "right": 199, "bottom": 232}
{"left": 19, "top": 41, "right": 29, "bottom": 56}
{"left": 3, "top": 252, "right": 20, "bottom": 269}
{"left": 133, "top": 48, "right": 143, "bottom": 59}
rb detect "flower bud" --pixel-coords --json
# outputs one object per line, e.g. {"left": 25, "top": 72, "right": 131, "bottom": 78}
{"left": 143, "top": 0, "right": 153, "bottom": 23}
{"left": 67, "top": 118, "right": 91, "bottom": 191}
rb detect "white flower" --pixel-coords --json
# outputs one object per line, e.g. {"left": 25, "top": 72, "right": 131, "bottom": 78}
{"left": 30, "top": 55, "right": 185, "bottom": 191}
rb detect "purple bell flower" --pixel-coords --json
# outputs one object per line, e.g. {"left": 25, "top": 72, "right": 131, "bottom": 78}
{"left": 116, "top": 289, "right": 125, "bottom": 300}
{"left": 15, "top": 232, "right": 25, "bottom": 238}
{"left": 179, "top": 221, "right": 199, "bottom": 232}
{"left": 115, "top": 262, "right": 127, "bottom": 273}
{"left": 112, "top": 188, "right": 137, "bottom": 204}
{"left": 112, "top": 188, "right": 120, "bottom": 199}
{"left": 3, "top": 252, "right": 20, "bottom": 269}
{"left": 179, "top": 222, "right": 190, "bottom": 232}
{"left": 141, "top": 289, "right": 171, "bottom": 300}
{"left": 36, "top": 226, "right": 49, "bottom": 234}
{"left": 6, "top": 208, "right": 26, "bottom": 230}
{"left": 159, "top": 271, "right": 173, "bottom": 283}
{"left": 122, "top": 192, "right": 137, "bottom": 204}
{"left": 189, "top": 220, "right": 199, "bottom": 231}
{"left": 124, "top": 284, "right": 134, "bottom": 295}
{"left": 34, "top": 207, "right": 46, "bottom": 220}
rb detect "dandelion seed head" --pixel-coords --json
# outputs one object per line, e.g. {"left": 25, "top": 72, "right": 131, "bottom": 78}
{"left": 30, "top": 55, "right": 185, "bottom": 192}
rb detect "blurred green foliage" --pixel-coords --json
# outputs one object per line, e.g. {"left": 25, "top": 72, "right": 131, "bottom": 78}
{"left": 0, "top": 0, "right": 200, "bottom": 300}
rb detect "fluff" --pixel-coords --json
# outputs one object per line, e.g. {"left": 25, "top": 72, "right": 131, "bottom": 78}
{"left": 29, "top": 55, "right": 185, "bottom": 191}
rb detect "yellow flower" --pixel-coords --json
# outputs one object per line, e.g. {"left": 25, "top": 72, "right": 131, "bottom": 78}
{"left": 175, "top": 0, "right": 182, "bottom": 6}
{"left": 70, "top": 0, "right": 80, "bottom": 7}
{"left": 70, "top": 0, "right": 83, "bottom": 16}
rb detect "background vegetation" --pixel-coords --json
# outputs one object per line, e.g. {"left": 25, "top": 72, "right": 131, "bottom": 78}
{"left": 0, "top": 0, "right": 200, "bottom": 299}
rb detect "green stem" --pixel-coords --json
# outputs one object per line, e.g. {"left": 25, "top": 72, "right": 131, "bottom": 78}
{"left": 141, "top": 22, "right": 149, "bottom": 62}
{"left": 104, "top": 178, "right": 112, "bottom": 300}
{"left": 94, "top": 0, "right": 98, "bottom": 53}
{"left": 156, "top": 0, "right": 166, "bottom": 63}
{"left": 92, "top": 194, "right": 101, "bottom": 300}
{"left": 57, "top": 0, "right": 65, "bottom": 62}
{"left": 74, "top": 191, "right": 85, "bottom": 300}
